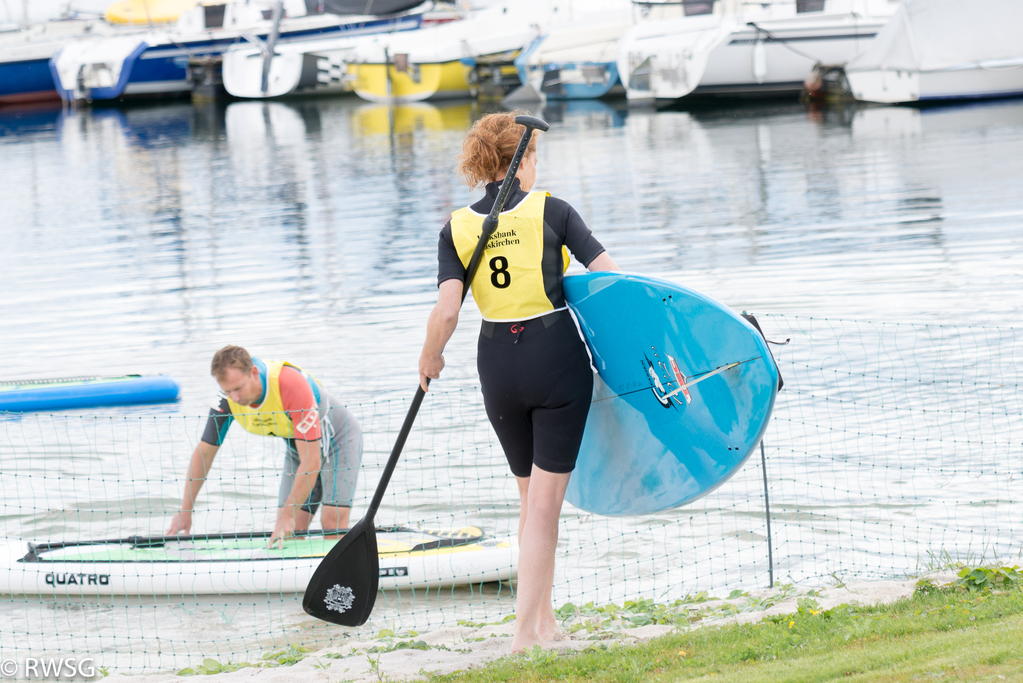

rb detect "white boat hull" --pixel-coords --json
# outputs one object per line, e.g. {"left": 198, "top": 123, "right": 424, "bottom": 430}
{"left": 618, "top": 15, "right": 725, "bottom": 102}
{"left": 221, "top": 14, "right": 424, "bottom": 100}
{"left": 619, "top": 2, "right": 895, "bottom": 102}
{"left": 223, "top": 48, "right": 352, "bottom": 99}
{"left": 848, "top": 60, "right": 1023, "bottom": 103}
{"left": 845, "top": 0, "right": 1023, "bottom": 104}
{"left": 697, "top": 19, "right": 887, "bottom": 95}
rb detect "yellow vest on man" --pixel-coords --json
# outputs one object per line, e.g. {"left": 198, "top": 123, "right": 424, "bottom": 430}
{"left": 226, "top": 360, "right": 317, "bottom": 439}
{"left": 449, "top": 191, "right": 569, "bottom": 322}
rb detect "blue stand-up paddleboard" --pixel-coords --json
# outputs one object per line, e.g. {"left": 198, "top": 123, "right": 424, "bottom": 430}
{"left": 0, "top": 375, "right": 181, "bottom": 412}
{"left": 564, "top": 273, "right": 780, "bottom": 516}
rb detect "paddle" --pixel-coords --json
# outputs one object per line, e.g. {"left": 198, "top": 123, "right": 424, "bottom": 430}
{"left": 303, "top": 114, "right": 550, "bottom": 626}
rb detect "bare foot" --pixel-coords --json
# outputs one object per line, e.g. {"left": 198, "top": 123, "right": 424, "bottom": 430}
{"left": 538, "top": 605, "right": 564, "bottom": 641}
{"left": 538, "top": 623, "right": 564, "bottom": 642}
{"left": 510, "top": 632, "right": 551, "bottom": 654}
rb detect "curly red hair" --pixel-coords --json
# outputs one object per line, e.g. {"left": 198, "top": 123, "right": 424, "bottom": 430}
{"left": 456, "top": 111, "right": 540, "bottom": 189}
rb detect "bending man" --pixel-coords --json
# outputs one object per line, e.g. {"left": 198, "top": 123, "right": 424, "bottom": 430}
{"left": 167, "top": 345, "right": 362, "bottom": 547}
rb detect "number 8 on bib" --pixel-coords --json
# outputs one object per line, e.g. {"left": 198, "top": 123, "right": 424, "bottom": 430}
{"left": 450, "top": 192, "right": 570, "bottom": 323}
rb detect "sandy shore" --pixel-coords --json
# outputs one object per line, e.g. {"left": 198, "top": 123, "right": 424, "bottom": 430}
{"left": 114, "top": 573, "right": 955, "bottom": 682}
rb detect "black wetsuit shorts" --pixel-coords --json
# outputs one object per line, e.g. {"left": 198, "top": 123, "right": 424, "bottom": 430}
{"left": 477, "top": 311, "right": 594, "bottom": 478}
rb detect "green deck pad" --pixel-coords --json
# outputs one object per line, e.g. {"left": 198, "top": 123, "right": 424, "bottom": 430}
{"left": 43, "top": 538, "right": 338, "bottom": 562}
{"left": 32, "top": 528, "right": 483, "bottom": 563}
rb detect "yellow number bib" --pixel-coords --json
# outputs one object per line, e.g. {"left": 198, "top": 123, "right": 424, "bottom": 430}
{"left": 449, "top": 192, "right": 569, "bottom": 322}
{"left": 226, "top": 360, "right": 316, "bottom": 438}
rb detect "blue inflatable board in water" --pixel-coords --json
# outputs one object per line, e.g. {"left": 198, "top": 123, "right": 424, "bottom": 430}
{"left": 564, "top": 273, "right": 780, "bottom": 516}
{"left": 0, "top": 375, "right": 180, "bottom": 412}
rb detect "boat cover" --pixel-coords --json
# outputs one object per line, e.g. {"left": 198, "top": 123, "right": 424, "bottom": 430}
{"left": 847, "top": 0, "right": 1023, "bottom": 73}
{"left": 305, "top": 0, "right": 427, "bottom": 15}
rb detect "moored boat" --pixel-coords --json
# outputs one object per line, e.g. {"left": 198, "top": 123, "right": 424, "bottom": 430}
{"left": 845, "top": 0, "right": 1023, "bottom": 104}
{"left": 49, "top": 0, "right": 431, "bottom": 103}
{"left": 0, "top": 16, "right": 140, "bottom": 106}
{"left": 512, "top": 3, "right": 633, "bottom": 101}
{"left": 618, "top": 0, "right": 897, "bottom": 104}
{"left": 346, "top": 0, "right": 567, "bottom": 103}
{"left": 220, "top": 2, "right": 459, "bottom": 99}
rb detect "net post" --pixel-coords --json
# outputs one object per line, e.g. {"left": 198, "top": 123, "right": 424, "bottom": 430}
{"left": 760, "top": 439, "right": 774, "bottom": 589}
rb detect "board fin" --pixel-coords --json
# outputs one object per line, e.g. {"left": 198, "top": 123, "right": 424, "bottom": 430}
{"left": 742, "top": 313, "right": 784, "bottom": 391}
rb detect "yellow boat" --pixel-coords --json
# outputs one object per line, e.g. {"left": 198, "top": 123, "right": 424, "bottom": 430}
{"left": 352, "top": 60, "right": 473, "bottom": 103}
{"left": 348, "top": 0, "right": 561, "bottom": 103}
{"left": 104, "top": 0, "right": 199, "bottom": 25}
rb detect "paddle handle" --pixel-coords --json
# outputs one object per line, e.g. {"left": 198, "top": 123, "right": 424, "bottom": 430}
{"left": 460, "top": 115, "right": 549, "bottom": 306}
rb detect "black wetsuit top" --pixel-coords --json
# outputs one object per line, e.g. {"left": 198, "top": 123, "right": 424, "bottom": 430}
{"left": 436, "top": 180, "right": 606, "bottom": 477}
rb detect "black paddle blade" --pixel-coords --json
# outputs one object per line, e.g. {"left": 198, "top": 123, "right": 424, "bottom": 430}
{"left": 303, "top": 516, "right": 379, "bottom": 626}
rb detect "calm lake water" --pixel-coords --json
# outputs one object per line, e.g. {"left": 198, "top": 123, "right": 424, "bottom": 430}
{"left": 3, "top": 97, "right": 1023, "bottom": 402}
{"left": 1, "top": 95, "right": 1022, "bottom": 672}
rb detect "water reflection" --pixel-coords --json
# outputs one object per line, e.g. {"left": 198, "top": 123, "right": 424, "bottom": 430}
{"left": 3, "top": 97, "right": 1022, "bottom": 406}
{"left": 0, "top": 103, "right": 63, "bottom": 139}
{"left": 351, "top": 101, "right": 476, "bottom": 136}
{"left": 541, "top": 98, "right": 628, "bottom": 128}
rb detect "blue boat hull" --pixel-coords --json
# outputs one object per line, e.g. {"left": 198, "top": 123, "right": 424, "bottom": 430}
{"left": 0, "top": 376, "right": 181, "bottom": 412}
{"left": 542, "top": 62, "right": 621, "bottom": 100}
{"left": 564, "top": 272, "right": 779, "bottom": 516}
{"left": 52, "top": 15, "right": 422, "bottom": 101}
{"left": 514, "top": 56, "right": 621, "bottom": 100}
{"left": 0, "top": 57, "right": 59, "bottom": 104}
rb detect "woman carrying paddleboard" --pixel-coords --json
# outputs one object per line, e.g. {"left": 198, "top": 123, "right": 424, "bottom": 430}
{"left": 419, "top": 112, "right": 619, "bottom": 653}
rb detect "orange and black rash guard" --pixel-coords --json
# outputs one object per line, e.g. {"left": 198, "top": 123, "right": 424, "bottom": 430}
{"left": 437, "top": 179, "right": 605, "bottom": 307}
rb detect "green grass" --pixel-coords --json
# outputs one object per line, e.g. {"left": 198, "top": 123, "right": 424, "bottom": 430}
{"left": 432, "top": 580, "right": 1023, "bottom": 683}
